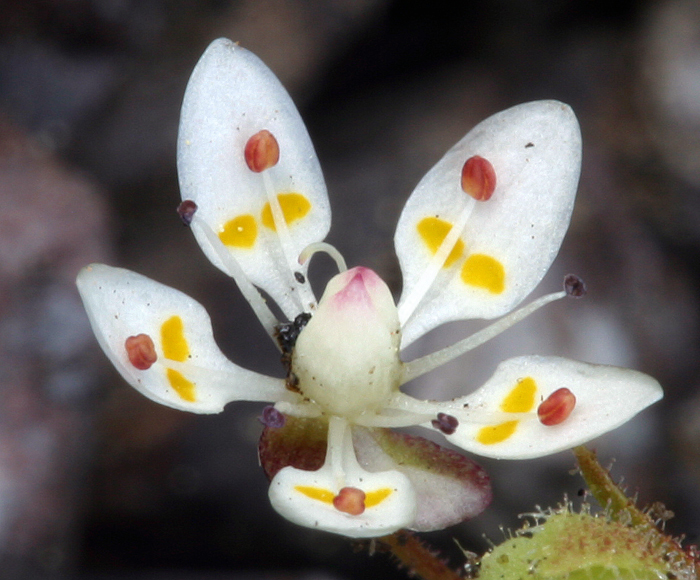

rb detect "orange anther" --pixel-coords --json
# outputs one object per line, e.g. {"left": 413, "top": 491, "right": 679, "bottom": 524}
{"left": 333, "top": 487, "right": 366, "bottom": 515}
{"left": 125, "top": 334, "right": 157, "bottom": 370}
{"left": 245, "top": 130, "right": 280, "bottom": 172}
{"left": 538, "top": 388, "right": 576, "bottom": 426}
{"left": 461, "top": 155, "right": 496, "bottom": 201}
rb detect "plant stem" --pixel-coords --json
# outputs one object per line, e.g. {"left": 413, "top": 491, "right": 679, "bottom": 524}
{"left": 376, "top": 530, "right": 463, "bottom": 580}
{"left": 572, "top": 445, "right": 651, "bottom": 527}
{"left": 574, "top": 445, "right": 700, "bottom": 577}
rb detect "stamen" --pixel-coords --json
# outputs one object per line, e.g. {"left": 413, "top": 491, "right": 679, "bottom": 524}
{"left": 190, "top": 214, "right": 281, "bottom": 343}
{"left": 333, "top": 487, "right": 366, "bottom": 515}
{"left": 355, "top": 392, "right": 451, "bottom": 428}
{"left": 398, "top": 197, "right": 476, "bottom": 326}
{"left": 326, "top": 415, "right": 350, "bottom": 482}
{"left": 245, "top": 130, "right": 280, "bottom": 172}
{"left": 538, "top": 388, "right": 576, "bottom": 426}
{"left": 259, "top": 405, "right": 286, "bottom": 428}
{"left": 352, "top": 409, "right": 434, "bottom": 428}
{"left": 275, "top": 312, "right": 312, "bottom": 380}
{"left": 275, "top": 313, "right": 312, "bottom": 355}
{"left": 298, "top": 242, "right": 348, "bottom": 273}
{"left": 564, "top": 274, "right": 587, "bottom": 298}
{"left": 125, "top": 334, "right": 157, "bottom": 370}
{"left": 273, "top": 401, "right": 323, "bottom": 418}
{"left": 431, "top": 412, "right": 459, "bottom": 435}
{"left": 402, "top": 289, "right": 567, "bottom": 384}
{"left": 369, "top": 392, "right": 520, "bottom": 429}
{"left": 261, "top": 171, "right": 317, "bottom": 312}
{"left": 177, "top": 200, "right": 198, "bottom": 225}
{"left": 461, "top": 155, "right": 496, "bottom": 201}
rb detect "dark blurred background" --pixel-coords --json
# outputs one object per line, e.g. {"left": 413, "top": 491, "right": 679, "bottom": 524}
{"left": 1, "top": 0, "right": 700, "bottom": 578}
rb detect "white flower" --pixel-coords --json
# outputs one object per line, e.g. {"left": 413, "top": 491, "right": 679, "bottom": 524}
{"left": 77, "top": 39, "right": 662, "bottom": 539}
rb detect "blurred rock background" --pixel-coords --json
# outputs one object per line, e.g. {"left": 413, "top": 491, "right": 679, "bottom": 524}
{"left": 1, "top": 0, "right": 699, "bottom": 578}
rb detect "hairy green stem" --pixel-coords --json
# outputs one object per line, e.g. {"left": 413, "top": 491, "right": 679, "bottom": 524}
{"left": 573, "top": 445, "right": 652, "bottom": 527}
{"left": 376, "top": 530, "right": 463, "bottom": 580}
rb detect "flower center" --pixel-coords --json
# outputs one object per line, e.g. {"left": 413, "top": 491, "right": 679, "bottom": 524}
{"left": 291, "top": 267, "right": 402, "bottom": 418}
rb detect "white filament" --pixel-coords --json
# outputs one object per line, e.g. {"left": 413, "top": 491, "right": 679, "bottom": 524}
{"left": 192, "top": 214, "right": 281, "bottom": 343}
{"left": 298, "top": 242, "right": 348, "bottom": 273}
{"left": 401, "top": 289, "right": 567, "bottom": 384}
{"left": 262, "top": 170, "right": 318, "bottom": 312}
{"left": 397, "top": 197, "right": 475, "bottom": 327}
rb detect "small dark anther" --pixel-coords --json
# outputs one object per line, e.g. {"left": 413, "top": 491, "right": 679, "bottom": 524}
{"left": 525, "top": 142, "right": 534, "bottom": 148}
{"left": 564, "top": 274, "right": 587, "bottom": 298}
{"left": 294, "top": 271, "right": 305, "bottom": 284}
{"left": 259, "top": 405, "right": 286, "bottom": 428}
{"left": 431, "top": 412, "right": 459, "bottom": 435}
{"left": 275, "top": 312, "right": 312, "bottom": 354}
{"left": 177, "top": 200, "right": 198, "bottom": 225}
{"left": 276, "top": 312, "right": 313, "bottom": 382}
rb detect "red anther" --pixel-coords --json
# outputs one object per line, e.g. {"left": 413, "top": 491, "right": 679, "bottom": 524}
{"left": 333, "top": 487, "right": 366, "bottom": 515}
{"left": 538, "top": 388, "right": 576, "bottom": 426}
{"left": 461, "top": 155, "right": 496, "bottom": 201}
{"left": 244, "top": 130, "right": 280, "bottom": 172}
{"left": 125, "top": 334, "right": 157, "bottom": 370}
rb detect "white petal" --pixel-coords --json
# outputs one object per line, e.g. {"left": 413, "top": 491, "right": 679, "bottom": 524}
{"left": 177, "top": 38, "right": 330, "bottom": 318}
{"left": 77, "top": 264, "right": 288, "bottom": 413}
{"left": 268, "top": 417, "right": 416, "bottom": 537}
{"left": 435, "top": 356, "right": 662, "bottom": 459}
{"left": 269, "top": 463, "right": 416, "bottom": 537}
{"left": 395, "top": 101, "right": 582, "bottom": 347}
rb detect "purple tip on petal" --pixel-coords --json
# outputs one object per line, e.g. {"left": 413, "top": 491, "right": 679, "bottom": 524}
{"left": 259, "top": 406, "right": 286, "bottom": 429}
{"left": 177, "top": 200, "right": 198, "bottom": 225}
{"left": 431, "top": 412, "right": 459, "bottom": 435}
{"left": 564, "top": 274, "right": 587, "bottom": 298}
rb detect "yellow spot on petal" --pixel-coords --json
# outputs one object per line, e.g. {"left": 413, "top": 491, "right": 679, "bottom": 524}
{"left": 501, "top": 377, "right": 537, "bottom": 413}
{"left": 219, "top": 214, "right": 258, "bottom": 248}
{"left": 476, "top": 420, "right": 518, "bottom": 445}
{"left": 166, "top": 368, "right": 196, "bottom": 402}
{"left": 461, "top": 253, "right": 505, "bottom": 293}
{"left": 261, "top": 193, "right": 311, "bottom": 231}
{"left": 161, "top": 316, "right": 189, "bottom": 362}
{"left": 294, "top": 485, "right": 334, "bottom": 504}
{"left": 365, "top": 488, "right": 392, "bottom": 508}
{"left": 417, "top": 217, "right": 465, "bottom": 268}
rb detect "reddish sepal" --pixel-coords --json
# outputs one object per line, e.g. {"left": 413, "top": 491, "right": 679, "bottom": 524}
{"left": 258, "top": 415, "right": 327, "bottom": 480}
